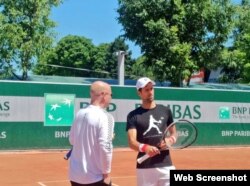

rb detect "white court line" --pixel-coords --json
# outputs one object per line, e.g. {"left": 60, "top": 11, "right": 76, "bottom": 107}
{"left": 37, "top": 182, "right": 46, "bottom": 186}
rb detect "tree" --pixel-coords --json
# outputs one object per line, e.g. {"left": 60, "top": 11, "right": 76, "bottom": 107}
{"left": 34, "top": 35, "right": 135, "bottom": 78}
{"left": 117, "top": 0, "right": 235, "bottom": 86}
{"left": 242, "top": 63, "right": 250, "bottom": 83}
{"left": 90, "top": 36, "right": 135, "bottom": 79}
{"left": 104, "top": 36, "right": 135, "bottom": 79}
{"left": 34, "top": 35, "right": 95, "bottom": 77}
{"left": 130, "top": 56, "right": 154, "bottom": 79}
{"left": 218, "top": 49, "right": 246, "bottom": 83}
{"left": 89, "top": 43, "right": 111, "bottom": 78}
{"left": 232, "top": 0, "right": 250, "bottom": 83}
{"left": 0, "top": 0, "right": 62, "bottom": 80}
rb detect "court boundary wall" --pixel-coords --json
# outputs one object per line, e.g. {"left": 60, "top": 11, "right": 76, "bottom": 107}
{"left": 0, "top": 80, "right": 250, "bottom": 150}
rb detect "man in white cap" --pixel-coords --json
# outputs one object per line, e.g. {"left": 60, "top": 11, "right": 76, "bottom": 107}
{"left": 126, "top": 77, "right": 176, "bottom": 186}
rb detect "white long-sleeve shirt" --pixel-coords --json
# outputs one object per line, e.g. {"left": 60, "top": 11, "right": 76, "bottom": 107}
{"left": 69, "top": 105, "right": 114, "bottom": 184}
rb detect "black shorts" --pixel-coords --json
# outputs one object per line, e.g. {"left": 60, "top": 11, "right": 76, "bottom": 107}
{"left": 70, "top": 179, "right": 112, "bottom": 186}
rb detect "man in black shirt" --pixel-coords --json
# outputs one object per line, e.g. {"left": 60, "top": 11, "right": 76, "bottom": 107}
{"left": 126, "top": 77, "right": 176, "bottom": 186}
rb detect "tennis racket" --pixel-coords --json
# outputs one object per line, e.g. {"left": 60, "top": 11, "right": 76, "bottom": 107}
{"left": 64, "top": 148, "right": 72, "bottom": 160}
{"left": 137, "top": 119, "right": 197, "bottom": 164}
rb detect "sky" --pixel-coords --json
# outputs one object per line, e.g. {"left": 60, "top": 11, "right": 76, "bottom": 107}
{"left": 50, "top": 0, "right": 242, "bottom": 59}
{"left": 50, "top": 0, "right": 141, "bottom": 58}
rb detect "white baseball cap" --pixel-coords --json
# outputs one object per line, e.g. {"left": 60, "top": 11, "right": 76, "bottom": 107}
{"left": 136, "top": 77, "right": 155, "bottom": 90}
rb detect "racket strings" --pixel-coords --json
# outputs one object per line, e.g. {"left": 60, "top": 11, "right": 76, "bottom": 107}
{"left": 172, "top": 121, "right": 197, "bottom": 149}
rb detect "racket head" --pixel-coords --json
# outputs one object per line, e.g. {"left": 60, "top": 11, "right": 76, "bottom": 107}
{"left": 163, "top": 119, "right": 197, "bottom": 149}
{"left": 137, "top": 119, "right": 197, "bottom": 164}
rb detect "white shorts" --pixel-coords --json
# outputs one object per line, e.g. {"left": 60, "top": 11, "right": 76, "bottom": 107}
{"left": 136, "top": 166, "right": 175, "bottom": 186}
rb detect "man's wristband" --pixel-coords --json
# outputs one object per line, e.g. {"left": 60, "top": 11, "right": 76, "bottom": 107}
{"left": 139, "top": 144, "right": 148, "bottom": 152}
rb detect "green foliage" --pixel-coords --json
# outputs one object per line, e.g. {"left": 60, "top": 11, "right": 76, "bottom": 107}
{"left": 2, "top": 0, "right": 250, "bottom": 85}
{"left": 103, "top": 36, "right": 134, "bottom": 79}
{"left": 243, "top": 63, "right": 250, "bottom": 83}
{"left": 90, "top": 43, "right": 111, "bottom": 78}
{"left": 218, "top": 49, "right": 246, "bottom": 83}
{"left": 243, "top": 63, "right": 250, "bottom": 84}
{"left": 130, "top": 56, "right": 154, "bottom": 79}
{"left": 34, "top": 36, "right": 135, "bottom": 78}
{"left": 224, "top": 0, "right": 250, "bottom": 83}
{"left": 34, "top": 35, "right": 95, "bottom": 76}
{"left": 117, "top": 0, "right": 235, "bottom": 86}
{"left": 0, "top": 0, "right": 62, "bottom": 80}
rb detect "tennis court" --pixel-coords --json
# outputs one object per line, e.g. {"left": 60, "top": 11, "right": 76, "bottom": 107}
{"left": 0, "top": 147, "right": 249, "bottom": 186}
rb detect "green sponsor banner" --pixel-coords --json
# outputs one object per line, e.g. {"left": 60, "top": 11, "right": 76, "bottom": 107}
{"left": 0, "top": 122, "right": 70, "bottom": 150}
{"left": 44, "top": 94, "right": 75, "bottom": 126}
{"left": 0, "top": 122, "right": 249, "bottom": 150}
{"left": 1, "top": 80, "right": 250, "bottom": 150}
{"left": 0, "top": 122, "right": 128, "bottom": 150}
{"left": 195, "top": 123, "right": 250, "bottom": 146}
{"left": 219, "top": 106, "right": 230, "bottom": 119}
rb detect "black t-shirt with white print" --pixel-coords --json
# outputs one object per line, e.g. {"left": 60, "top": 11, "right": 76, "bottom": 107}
{"left": 126, "top": 104, "right": 174, "bottom": 168}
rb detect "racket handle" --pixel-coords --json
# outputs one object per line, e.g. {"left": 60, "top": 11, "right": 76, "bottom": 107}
{"left": 64, "top": 149, "right": 72, "bottom": 160}
{"left": 137, "top": 154, "right": 150, "bottom": 164}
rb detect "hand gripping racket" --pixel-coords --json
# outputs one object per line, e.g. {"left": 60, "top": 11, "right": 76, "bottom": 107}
{"left": 137, "top": 119, "right": 197, "bottom": 164}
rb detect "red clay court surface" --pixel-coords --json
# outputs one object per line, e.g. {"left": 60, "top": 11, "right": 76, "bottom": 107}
{"left": 0, "top": 147, "right": 249, "bottom": 186}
